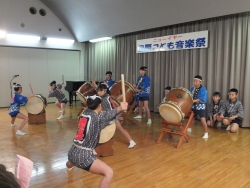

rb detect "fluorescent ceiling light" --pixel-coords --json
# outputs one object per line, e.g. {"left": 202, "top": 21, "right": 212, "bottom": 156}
{"left": 0, "top": 30, "right": 6, "bottom": 38}
{"left": 47, "top": 38, "right": 74, "bottom": 44}
{"left": 6, "top": 34, "right": 40, "bottom": 41}
{"left": 89, "top": 37, "right": 112, "bottom": 43}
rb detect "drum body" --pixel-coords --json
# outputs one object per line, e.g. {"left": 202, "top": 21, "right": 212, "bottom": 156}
{"left": 109, "top": 81, "right": 135, "bottom": 105}
{"left": 99, "top": 122, "right": 116, "bottom": 143}
{"left": 159, "top": 87, "right": 193, "bottom": 123}
{"left": 76, "top": 82, "right": 97, "bottom": 103}
{"left": 109, "top": 96, "right": 120, "bottom": 108}
{"left": 25, "top": 94, "right": 47, "bottom": 114}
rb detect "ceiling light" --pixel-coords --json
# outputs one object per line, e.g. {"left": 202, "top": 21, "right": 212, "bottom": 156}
{"left": 47, "top": 38, "right": 74, "bottom": 44}
{"left": 0, "top": 30, "right": 6, "bottom": 38}
{"left": 6, "top": 34, "right": 40, "bottom": 41}
{"left": 89, "top": 37, "right": 112, "bottom": 43}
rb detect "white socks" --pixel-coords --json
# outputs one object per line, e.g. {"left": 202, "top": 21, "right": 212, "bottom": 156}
{"left": 128, "top": 140, "right": 136, "bottom": 148}
{"left": 187, "top": 128, "right": 208, "bottom": 138}
{"left": 16, "top": 130, "right": 26, "bottom": 136}
{"left": 147, "top": 119, "right": 152, "bottom": 125}
{"left": 226, "top": 125, "right": 231, "bottom": 131}
{"left": 203, "top": 132, "right": 209, "bottom": 139}
{"left": 57, "top": 115, "right": 64, "bottom": 120}
{"left": 133, "top": 115, "right": 142, "bottom": 119}
{"left": 11, "top": 124, "right": 17, "bottom": 127}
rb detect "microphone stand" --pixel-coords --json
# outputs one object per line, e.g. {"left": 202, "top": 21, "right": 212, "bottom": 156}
{"left": 10, "top": 76, "right": 17, "bottom": 99}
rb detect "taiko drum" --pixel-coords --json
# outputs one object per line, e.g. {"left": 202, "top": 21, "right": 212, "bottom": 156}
{"left": 159, "top": 87, "right": 193, "bottom": 123}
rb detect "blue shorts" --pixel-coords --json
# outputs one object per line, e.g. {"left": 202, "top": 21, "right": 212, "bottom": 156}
{"left": 224, "top": 117, "right": 241, "bottom": 125}
{"left": 9, "top": 112, "right": 19, "bottom": 117}
{"left": 231, "top": 118, "right": 241, "bottom": 125}
{"left": 193, "top": 109, "right": 206, "bottom": 118}
{"left": 83, "top": 162, "right": 93, "bottom": 171}
{"left": 59, "top": 99, "right": 67, "bottom": 104}
{"left": 139, "top": 96, "right": 149, "bottom": 101}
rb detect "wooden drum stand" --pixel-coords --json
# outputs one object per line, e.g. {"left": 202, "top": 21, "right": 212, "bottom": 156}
{"left": 28, "top": 111, "right": 46, "bottom": 124}
{"left": 157, "top": 112, "right": 194, "bottom": 149}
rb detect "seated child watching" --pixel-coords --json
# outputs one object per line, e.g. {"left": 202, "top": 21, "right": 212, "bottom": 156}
{"left": 219, "top": 88, "right": 244, "bottom": 133}
{"left": 207, "top": 92, "right": 224, "bottom": 128}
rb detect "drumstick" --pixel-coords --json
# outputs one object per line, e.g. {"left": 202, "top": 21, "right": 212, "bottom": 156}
{"left": 62, "top": 75, "right": 64, "bottom": 83}
{"left": 133, "top": 75, "right": 135, "bottom": 85}
{"left": 93, "top": 71, "right": 96, "bottom": 81}
{"left": 121, "top": 74, "right": 126, "bottom": 102}
{"left": 29, "top": 84, "right": 34, "bottom": 95}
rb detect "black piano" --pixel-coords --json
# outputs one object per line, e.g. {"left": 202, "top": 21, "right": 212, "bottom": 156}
{"left": 65, "top": 81, "right": 85, "bottom": 106}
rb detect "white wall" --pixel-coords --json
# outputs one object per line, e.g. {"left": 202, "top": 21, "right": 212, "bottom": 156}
{"left": 0, "top": 0, "right": 85, "bottom": 107}
{"left": 0, "top": 0, "right": 73, "bottom": 39}
{"left": 0, "top": 47, "right": 80, "bottom": 107}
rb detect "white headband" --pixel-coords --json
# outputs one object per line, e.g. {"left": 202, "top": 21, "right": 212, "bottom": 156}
{"left": 86, "top": 95, "right": 101, "bottom": 100}
{"left": 194, "top": 78, "right": 202, "bottom": 82}
{"left": 14, "top": 85, "right": 22, "bottom": 88}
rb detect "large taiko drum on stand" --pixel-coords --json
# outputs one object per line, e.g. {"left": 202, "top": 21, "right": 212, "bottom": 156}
{"left": 99, "top": 122, "right": 116, "bottom": 143}
{"left": 159, "top": 87, "right": 193, "bottom": 123}
{"left": 76, "top": 82, "right": 97, "bottom": 104}
{"left": 109, "top": 81, "right": 135, "bottom": 106}
{"left": 96, "top": 121, "right": 116, "bottom": 157}
{"left": 25, "top": 94, "right": 47, "bottom": 114}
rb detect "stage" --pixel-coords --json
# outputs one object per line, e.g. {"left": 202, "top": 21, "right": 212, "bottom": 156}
{"left": 0, "top": 102, "right": 249, "bottom": 188}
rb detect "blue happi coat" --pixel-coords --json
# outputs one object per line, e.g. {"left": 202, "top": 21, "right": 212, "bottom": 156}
{"left": 190, "top": 85, "right": 207, "bottom": 110}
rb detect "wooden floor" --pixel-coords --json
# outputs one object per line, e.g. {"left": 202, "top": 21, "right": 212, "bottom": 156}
{"left": 1, "top": 102, "right": 250, "bottom": 188}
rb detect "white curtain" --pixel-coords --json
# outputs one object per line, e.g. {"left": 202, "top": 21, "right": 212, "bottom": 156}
{"left": 83, "top": 12, "right": 250, "bottom": 127}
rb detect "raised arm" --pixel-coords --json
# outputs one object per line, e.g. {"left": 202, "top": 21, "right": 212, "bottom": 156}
{"left": 48, "top": 90, "right": 56, "bottom": 98}
{"left": 92, "top": 80, "right": 98, "bottom": 88}
{"left": 99, "top": 102, "right": 128, "bottom": 128}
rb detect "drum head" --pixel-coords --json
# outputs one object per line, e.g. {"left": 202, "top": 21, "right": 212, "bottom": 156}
{"left": 76, "top": 92, "right": 87, "bottom": 103}
{"left": 77, "top": 82, "right": 97, "bottom": 97}
{"left": 36, "top": 94, "right": 47, "bottom": 106}
{"left": 25, "top": 96, "right": 45, "bottom": 114}
{"left": 159, "top": 103, "right": 184, "bottom": 123}
{"left": 99, "top": 123, "right": 116, "bottom": 143}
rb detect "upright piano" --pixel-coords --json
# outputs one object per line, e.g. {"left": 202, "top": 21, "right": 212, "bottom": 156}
{"left": 65, "top": 81, "right": 85, "bottom": 106}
